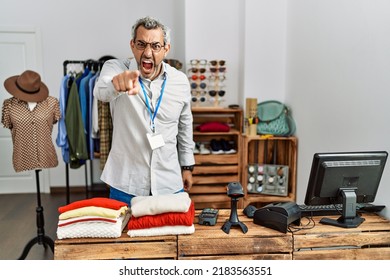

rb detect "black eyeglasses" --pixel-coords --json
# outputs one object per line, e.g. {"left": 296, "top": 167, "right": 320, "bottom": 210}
{"left": 134, "top": 40, "right": 165, "bottom": 53}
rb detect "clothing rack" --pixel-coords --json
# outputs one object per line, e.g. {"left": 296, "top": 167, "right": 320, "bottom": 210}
{"left": 18, "top": 169, "right": 54, "bottom": 259}
{"left": 62, "top": 59, "right": 103, "bottom": 204}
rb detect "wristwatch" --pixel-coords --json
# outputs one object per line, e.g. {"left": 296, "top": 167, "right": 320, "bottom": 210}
{"left": 181, "top": 165, "right": 194, "bottom": 172}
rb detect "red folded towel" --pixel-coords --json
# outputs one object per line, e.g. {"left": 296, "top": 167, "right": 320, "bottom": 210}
{"left": 128, "top": 202, "right": 195, "bottom": 230}
{"left": 58, "top": 197, "right": 127, "bottom": 214}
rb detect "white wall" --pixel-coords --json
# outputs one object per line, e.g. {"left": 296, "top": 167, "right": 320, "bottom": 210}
{"left": 1, "top": 0, "right": 390, "bottom": 219}
{"left": 285, "top": 0, "right": 390, "bottom": 218}
{"left": 243, "top": 0, "right": 287, "bottom": 102}
{"left": 184, "top": 0, "right": 242, "bottom": 107}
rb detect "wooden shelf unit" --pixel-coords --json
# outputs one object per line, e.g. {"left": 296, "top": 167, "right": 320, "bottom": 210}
{"left": 191, "top": 107, "right": 243, "bottom": 209}
{"left": 241, "top": 135, "right": 298, "bottom": 207}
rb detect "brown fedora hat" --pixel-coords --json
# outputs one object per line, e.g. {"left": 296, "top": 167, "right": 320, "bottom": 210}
{"left": 4, "top": 70, "right": 48, "bottom": 102}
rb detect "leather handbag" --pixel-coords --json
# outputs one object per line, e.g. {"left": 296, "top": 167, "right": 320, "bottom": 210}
{"left": 256, "top": 100, "right": 296, "bottom": 136}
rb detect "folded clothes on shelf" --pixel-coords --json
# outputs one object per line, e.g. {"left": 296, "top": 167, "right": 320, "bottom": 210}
{"left": 196, "top": 121, "right": 230, "bottom": 132}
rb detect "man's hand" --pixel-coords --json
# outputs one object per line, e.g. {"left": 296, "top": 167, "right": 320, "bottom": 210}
{"left": 111, "top": 70, "right": 140, "bottom": 95}
{"left": 182, "top": 170, "right": 193, "bottom": 192}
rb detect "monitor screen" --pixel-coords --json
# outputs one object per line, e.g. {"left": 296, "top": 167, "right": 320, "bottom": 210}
{"left": 304, "top": 151, "right": 388, "bottom": 228}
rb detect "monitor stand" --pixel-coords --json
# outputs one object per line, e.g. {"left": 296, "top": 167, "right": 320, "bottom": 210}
{"left": 320, "top": 188, "right": 365, "bottom": 228}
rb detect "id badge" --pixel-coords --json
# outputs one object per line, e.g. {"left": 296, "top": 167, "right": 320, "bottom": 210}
{"left": 147, "top": 133, "right": 165, "bottom": 150}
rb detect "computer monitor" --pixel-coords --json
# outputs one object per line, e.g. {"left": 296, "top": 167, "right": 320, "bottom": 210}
{"left": 304, "top": 151, "right": 388, "bottom": 228}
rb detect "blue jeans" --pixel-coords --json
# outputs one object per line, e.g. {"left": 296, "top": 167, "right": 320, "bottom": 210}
{"left": 109, "top": 187, "right": 185, "bottom": 206}
{"left": 109, "top": 187, "right": 135, "bottom": 206}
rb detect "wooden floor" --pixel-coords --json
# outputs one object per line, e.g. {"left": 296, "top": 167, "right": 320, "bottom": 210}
{"left": 0, "top": 188, "right": 109, "bottom": 260}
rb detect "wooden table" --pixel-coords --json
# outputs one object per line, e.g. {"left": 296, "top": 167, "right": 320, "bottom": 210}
{"left": 54, "top": 211, "right": 390, "bottom": 260}
{"left": 292, "top": 213, "right": 390, "bottom": 260}
{"left": 178, "top": 209, "right": 292, "bottom": 260}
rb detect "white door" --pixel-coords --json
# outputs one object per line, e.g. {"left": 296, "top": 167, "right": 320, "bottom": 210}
{"left": 0, "top": 27, "right": 49, "bottom": 193}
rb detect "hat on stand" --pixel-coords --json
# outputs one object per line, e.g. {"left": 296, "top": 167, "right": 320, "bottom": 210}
{"left": 4, "top": 70, "right": 48, "bottom": 102}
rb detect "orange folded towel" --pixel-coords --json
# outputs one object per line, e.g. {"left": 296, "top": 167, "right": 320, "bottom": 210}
{"left": 58, "top": 197, "right": 127, "bottom": 214}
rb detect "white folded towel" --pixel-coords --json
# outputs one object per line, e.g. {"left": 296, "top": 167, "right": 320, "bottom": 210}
{"left": 131, "top": 192, "right": 191, "bottom": 217}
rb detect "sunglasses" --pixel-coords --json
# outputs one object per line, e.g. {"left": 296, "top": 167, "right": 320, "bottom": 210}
{"left": 209, "top": 60, "right": 226, "bottom": 66}
{"left": 190, "top": 74, "right": 206, "bottom": 81}
{"left": 191, "top": 82, "right": 207, "bottom": 89}
{"left": 190, "top": 59, "right": 207, "bottom": 66}
{"left": 191, "top": 90, "right": 207, "bottom": 96}
{"left": 210, "top": 67, "right": 226, "bottom": 73}
{"left": 208, "top": 90, "right": 226, "bottom": 97}
{"left": 188, "top": 67, "right": 206, "bottom": 74}
{"left": 191, "top": 96, "right": 207, "bottom": 103}
{"left": 208, "top": 74, "right": 226, "bottom": 82}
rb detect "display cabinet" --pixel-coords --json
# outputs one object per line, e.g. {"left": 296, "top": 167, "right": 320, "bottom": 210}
{"left": 190, "top": 107, "right": 243, "bottom": 209}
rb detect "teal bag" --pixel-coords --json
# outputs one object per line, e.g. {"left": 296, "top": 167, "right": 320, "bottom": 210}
{"left": 257, "top": 100, "right": 296, "bottom": 136}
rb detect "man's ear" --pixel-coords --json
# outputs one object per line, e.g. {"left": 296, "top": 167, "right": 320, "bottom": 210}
{"left": 164, "top": 43, "right": 171, "bottom": 56}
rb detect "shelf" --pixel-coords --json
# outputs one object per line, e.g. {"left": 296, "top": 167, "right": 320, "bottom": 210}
{"left": 193, "top": 128, "right": 241, "bottom": 136}
{"left": 241, "top": 135, "right": 298, "bottom": 207}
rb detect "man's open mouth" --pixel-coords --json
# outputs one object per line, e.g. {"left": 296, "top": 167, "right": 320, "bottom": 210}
{"left": 142, "top": 61, "right": 153, "bottom": 71}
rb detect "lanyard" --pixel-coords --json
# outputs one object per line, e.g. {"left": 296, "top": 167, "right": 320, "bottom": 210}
{"left": 139, "top": 76, "right": 167, "bottom": 133}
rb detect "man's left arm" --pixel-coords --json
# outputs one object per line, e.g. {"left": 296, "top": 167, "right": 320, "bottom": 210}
{"left": 177, "top": 82, "right": 195, "bottom": 191}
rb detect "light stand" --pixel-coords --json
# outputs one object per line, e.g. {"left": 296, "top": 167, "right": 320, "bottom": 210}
{"left": 18, "top": 169, "right": 54, "bottom": 260}
{"left": 221, "top": 182, "right": 248, "bottom": 234}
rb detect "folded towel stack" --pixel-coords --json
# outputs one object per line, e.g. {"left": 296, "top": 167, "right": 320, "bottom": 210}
{"left": 127, "top": 192, "right": 195, "bottom": 237}
{"left": 56, "top": 197, "right": 130, "bottom": 239}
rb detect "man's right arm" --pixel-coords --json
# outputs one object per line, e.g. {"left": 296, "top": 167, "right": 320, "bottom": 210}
{"left": 93, "top": 59, "right": 125, "bottom": 102}
{"left": 94, "top": 59, "right": 141, "bottom": 102}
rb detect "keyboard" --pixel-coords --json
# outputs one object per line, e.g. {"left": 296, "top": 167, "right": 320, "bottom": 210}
{"left": 298, "top": 203, "right": 385, "bottom": 217}
{"left": 299, "top": 204, "right": 343, "bottom": 217}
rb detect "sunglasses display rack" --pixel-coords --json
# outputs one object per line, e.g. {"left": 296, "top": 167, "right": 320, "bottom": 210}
{"left": 188, "top": 59, "right": 226, "bottom": 107}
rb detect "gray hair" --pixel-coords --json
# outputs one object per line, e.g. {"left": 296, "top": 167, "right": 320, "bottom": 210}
{"left": 131, "top": 16, "right": 171, "bottom": 45}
